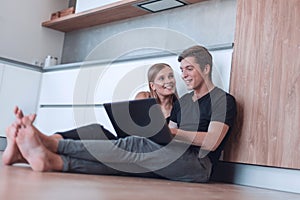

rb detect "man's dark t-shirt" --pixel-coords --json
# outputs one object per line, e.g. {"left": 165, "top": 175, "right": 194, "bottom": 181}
{"left": 169, "top": 87, "right": 237, "bottom": 164}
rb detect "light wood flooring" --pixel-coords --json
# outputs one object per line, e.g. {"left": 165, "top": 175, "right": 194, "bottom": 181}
{"left": 0, "top": 152, "right": 299, "bottom": 200}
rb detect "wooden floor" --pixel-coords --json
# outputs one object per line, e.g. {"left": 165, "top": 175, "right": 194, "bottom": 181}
{"left": 0, "top": 152, "right": 299, "bottom": 200}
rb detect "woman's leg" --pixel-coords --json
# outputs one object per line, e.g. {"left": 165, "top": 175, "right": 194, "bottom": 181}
{"left": 15, "top": 106, "right": 116, "bottom": 141}
{"left": 2, "top": 122, "right": 27, "bottom": 165}
{"left": 2, "top": 107, "right": 36, "bottom": 165}
{"left": 54, "top": 124, "right": 117, "bottom": 140}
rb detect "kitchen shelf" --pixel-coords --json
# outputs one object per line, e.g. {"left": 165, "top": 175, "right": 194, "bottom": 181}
{"left": 42, "top": 0, "right": 207, "bottom": 32}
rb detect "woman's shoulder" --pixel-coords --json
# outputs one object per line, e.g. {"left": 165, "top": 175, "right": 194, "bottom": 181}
{"left": 134, "top": 91, "right": 151, "bottom": 100}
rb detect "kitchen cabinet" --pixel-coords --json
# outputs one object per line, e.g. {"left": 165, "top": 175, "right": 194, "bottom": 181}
{"left": 0, "top": 64, "right": 4, "bottom": 90}
{"left": 0, "top": 64, "right": 41, "bottom": 137}
{"left": 36, "top": 67, "right": 113, "bottom": 134}
{"left": 35, "top": 106, "right": 115, "bottom": 136}
{"left": 35, "top": 61, "right": 152, "bottom": 134}
{"left": 35, "top": 62, "right": 149, "bottom": 135}
{"left": 224, "top": 0, "right": 300, "bottom": 169}
{"left": 42, "top": 0, "right": 208, "bottom": 32}
{"left": 39, "top": 68, "right": 85, "bottom": 105}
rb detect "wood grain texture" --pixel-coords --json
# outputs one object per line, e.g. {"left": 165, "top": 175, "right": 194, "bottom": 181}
{"left": 1, "top": 153, "right": 299, "bottom": 200}
{"left": 224, "top": 0, "right": 300, "bottom": 169}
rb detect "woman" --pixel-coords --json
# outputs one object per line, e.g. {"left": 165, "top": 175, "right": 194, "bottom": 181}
{"left": 3, "top": 63, "right": 178, "bottom": 165}
{"left": 135, "top": 63, "right": 178, "bottom": 122}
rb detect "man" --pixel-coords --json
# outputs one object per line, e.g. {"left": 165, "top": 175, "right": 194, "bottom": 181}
{"left": 169, "top": 45, "right": 236, "bottom": 165}
{"left": 2, "top": 45, "right": 236, "bottom": 183}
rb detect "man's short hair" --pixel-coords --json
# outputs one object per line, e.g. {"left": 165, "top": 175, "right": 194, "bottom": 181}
{"left": 178, "top": 45, "right": 213, "bottom": 79}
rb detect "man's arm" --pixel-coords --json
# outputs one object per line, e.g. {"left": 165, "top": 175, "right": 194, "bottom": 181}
{"left": 169, "top": 121, "right": 229, "bottom": 151}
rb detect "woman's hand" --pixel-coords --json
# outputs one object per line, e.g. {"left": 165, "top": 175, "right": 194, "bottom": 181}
{"left": 169, "top": 128, "right": 178, "bottom": 137}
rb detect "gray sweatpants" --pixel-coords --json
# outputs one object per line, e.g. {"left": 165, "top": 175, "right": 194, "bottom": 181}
{"left": 58, "top": 136, "right": 212, "bottom": 183}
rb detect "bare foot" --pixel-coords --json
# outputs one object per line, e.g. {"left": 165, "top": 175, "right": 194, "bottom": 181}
{"left": 2, "top": 107, "right": 35, "bottom": 165}
{"left": 16, "top": 124, "right": 64, "bottom": 172}
{"left": 25, "top": 116, "right": 59, "bottom": 153}
{"left": 2, "top": 106, "right": 30, "bottom": 165}
{"left": 20, "top": 113, "right": 59, "bottom": 153}
{"left": 14, "top": 106, "right": 24, "bottom": 120}
{"left": 2, "top": 123, "right": 27, "bottom": 165}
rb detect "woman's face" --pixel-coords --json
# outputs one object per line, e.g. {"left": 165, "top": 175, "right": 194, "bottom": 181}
{"left": 151, "top": 66, "right": 176, "bottom": 96}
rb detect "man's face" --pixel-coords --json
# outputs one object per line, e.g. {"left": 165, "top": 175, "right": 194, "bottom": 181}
{"left": 180, "top": 56, "right": 205, "bottom": 91}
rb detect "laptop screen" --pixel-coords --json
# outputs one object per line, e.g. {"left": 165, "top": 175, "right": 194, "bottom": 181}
{"left": 103, "top": 98, "right": 173, "bottom": 145}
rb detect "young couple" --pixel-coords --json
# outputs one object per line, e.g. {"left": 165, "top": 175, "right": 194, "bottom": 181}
{"left": 2, "top": 45, "right": 236, "bottom": 183}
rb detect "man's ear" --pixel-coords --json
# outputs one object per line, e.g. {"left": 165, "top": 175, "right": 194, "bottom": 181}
{"left": 204, "top": 64, "right": 211, "bottom": 75}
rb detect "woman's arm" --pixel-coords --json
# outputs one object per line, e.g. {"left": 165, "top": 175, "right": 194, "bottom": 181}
{"left": 135, "top": 91, "right": 151, "bottom": 100}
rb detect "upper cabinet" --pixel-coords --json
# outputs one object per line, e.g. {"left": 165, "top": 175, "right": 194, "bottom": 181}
{"left": 42, "top": 0, "right": 208, "bottom": 32}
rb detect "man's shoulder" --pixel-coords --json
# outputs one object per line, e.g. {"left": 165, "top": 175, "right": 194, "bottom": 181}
{"left": 179, "top": 92, "right": 193, "bottom": 100}
{"left": 212, "top": 87, "right": 236, "bottom": 101}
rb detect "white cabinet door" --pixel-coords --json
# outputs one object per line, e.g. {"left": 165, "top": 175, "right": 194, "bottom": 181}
{"left": 35, "top": 106, "right": 116, "bottom": 136}
{"left": 0, "top": 64, "right": 4, "bottom": 84}
{"left": 39, "top": 68, "right": 91, "bottom": 105}
{"left": 36, "top": 67, "right": 110, "bottom": 134}
{"left": 0, "top": 64, "right": 42, "bottom": 137}
{"left": 91, "top": 62, "right": 149, "bottom": 104}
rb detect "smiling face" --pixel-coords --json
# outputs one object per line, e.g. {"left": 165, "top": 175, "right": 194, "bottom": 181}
{"left": 180, "top": 56, "right": 206, "bottom": 91}
{"left": 150, "top": 66, "right": 176, "bottom": 97}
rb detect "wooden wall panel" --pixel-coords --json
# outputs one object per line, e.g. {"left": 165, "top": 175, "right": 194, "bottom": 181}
{"left": 223, "top": 0, "right": 300, "bottom": 169}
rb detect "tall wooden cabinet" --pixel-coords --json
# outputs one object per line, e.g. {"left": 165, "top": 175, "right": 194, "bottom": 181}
{"left": 224, "top": 0, "right": 300, "bottom": 169}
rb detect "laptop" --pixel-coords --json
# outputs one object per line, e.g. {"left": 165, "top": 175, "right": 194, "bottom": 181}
{"left": 103, "top": 98, "right": 173, "bottom": 145}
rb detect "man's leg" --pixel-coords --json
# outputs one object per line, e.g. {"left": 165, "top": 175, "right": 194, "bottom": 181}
{"left": 57, "top": 136, "right": 189, "bottom": 174}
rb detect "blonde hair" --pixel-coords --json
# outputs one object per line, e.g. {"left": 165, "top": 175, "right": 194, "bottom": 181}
{"left": 147, "top": 63, "right": 178, "bottom": 104}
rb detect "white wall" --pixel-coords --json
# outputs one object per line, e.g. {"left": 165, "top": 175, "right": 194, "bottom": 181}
{"left": 62, "top": 0, "right": 236, "bottom": 63}
{"left": 0, "top": 0, "right": 68, "bottom": 66}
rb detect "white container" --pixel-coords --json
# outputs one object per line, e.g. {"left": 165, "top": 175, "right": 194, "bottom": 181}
{"left": 44, "top": 55, "right": 58, "bottom": 68}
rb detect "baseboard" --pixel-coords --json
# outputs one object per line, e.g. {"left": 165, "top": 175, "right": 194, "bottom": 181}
{"left": 211, "top": 161, "right": 300, "bottom": 194}
{"left": 0, "top": 136, "right": 7, "bottom": 151}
